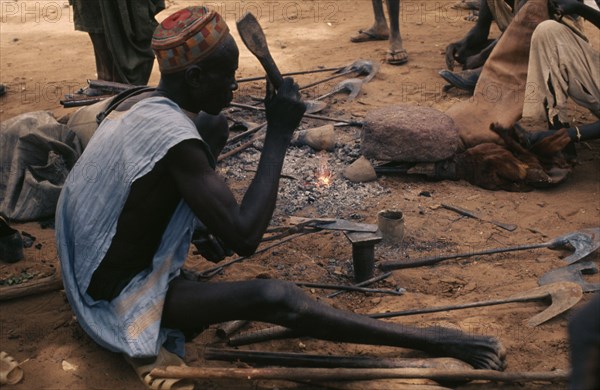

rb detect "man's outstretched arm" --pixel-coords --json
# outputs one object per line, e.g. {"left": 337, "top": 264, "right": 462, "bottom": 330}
{"left": 445, "top": 0, "right": 495, "bottom": 69}
{"left": 553, "top": 0, "right": 600, "bottom": 27}
{"left": 166, "top": 78, "right": 305, "bottom": 256}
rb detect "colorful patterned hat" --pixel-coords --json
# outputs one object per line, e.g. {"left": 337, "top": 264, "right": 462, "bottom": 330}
{"left": 152, "top": 6, "right": 230, "bottom": 74}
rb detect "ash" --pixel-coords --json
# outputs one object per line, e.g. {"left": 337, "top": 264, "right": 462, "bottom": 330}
{"left": 218, "top": 133, "right": 390, "bottom": 224}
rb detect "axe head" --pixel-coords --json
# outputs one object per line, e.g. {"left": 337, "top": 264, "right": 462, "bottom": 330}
{"left": 509, "top": 282, "right": 583, "bottom": 327}
{"left": 550, "top": 227, "right": 600, "bottom": 264}
{"left": 335, "top": 59, "right": 380, "bottom": 82}
{"left": 334, "top": 78, "right": 364, "bottom": 100}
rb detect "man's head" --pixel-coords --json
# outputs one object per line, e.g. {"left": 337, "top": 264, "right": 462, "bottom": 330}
{"left": 152, "top": 6, "right": 239, "bottom": 114}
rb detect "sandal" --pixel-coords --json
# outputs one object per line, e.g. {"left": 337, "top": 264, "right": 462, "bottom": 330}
{"left": 124, "top": 347, "right": 195, "bottom": 390}
{"left": 386, "top": 49, "right": 409, "bottom": 65}
{"left": 0, "top": 351, "right": 24, "bottom": 385}
{"left": 350, "top": 29, "right": 389, "bottom": 43}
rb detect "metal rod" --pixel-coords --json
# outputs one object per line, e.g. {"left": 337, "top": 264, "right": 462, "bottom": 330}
{"left": 229, "top": 102, "right": 362, "bottom": 125}
{"left": 203, "top": 348, "right": 468, "bottom": 369}
{"left": 236, "top": 67, "right": 342, "bottom": 83}
{"left": 194, "top": 232, "right": 314, "bottom": 279}
{"left": 299, "top": 71, "right": 349, "bottom": 90}
{"left": 327, "top": 272, "right": 393, "bottom": 298}
{"left": 294, "top": 282, "right": 403, "bottom": 296}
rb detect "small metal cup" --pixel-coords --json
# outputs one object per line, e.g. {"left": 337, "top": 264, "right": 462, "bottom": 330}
{"left": 378, "top": 209, "right": 404, "bottom": 245}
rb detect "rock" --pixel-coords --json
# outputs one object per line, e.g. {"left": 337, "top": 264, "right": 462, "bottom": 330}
{"left": 292, "top": 124, "right": 336, "bottom": 151}
{"left": 343, "top": 156, "right": 377, "bottom": 182}
{"left": 361, "top": 105, "right": 460, "bottom": 162}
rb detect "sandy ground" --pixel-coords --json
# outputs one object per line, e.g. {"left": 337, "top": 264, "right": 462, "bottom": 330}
{"left": 1, "top": 0, "right": 599, "bottom": 389}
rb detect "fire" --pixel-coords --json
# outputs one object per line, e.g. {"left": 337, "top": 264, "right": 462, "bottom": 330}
{"left": 316, "top": 153, "right": 333, "bottom": 187}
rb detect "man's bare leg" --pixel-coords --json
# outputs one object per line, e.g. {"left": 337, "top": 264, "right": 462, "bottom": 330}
{"left": 350, "top": 0, "right": 390, "bottom": 42}
{"left": 163, "top": 278, "right": 506, "bottom": 370}
{"left": 385, "top": 0, "right": 408, "bottom": 65}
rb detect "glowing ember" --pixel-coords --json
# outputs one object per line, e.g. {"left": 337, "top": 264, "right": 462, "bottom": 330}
{"left": 316, "top": 153, "right": 333, "bottom": 187}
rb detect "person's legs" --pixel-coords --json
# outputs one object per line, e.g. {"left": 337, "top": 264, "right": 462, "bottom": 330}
{"left": 163, "top": 277, "right": 506, "bottom": 370}
{"left": 568, "top": 295, "right": 600, "bottom": 390}
{"left": 350, "top": 0, "right": 389, "bottom": 42}
{"left": 88, "top": 32, "right": 120, "bottom": 82}
{"left": 385, "top": 0, "right": 408, "bottom": 65}
{"left": 523, "top": 20, "right": 600, "bottom": 126}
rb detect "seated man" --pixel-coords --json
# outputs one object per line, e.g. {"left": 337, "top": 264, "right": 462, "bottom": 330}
{"left": 518, "top": 0, "right": 599, "bottom": 148}
{"left": 440, "top": 0, "right": 518, "bottom": 92}
{"left": 56, "top": 6, "right": 505, "bottom": 388}
{"left": 522, "top": 0, "right": 599, "bottom": 125}
{"left": 419, "top": 6, "right": 598, "bottom": 192}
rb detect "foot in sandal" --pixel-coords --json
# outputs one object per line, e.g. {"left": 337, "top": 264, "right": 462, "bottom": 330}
{"left": 124, "top": 347, "right": 195, "bottom": 390}
{"left": 350, "top": 28, "right": 389, "bottom": 42}
{"left": 0, "top": 351, "right": 24, "bottom": 385}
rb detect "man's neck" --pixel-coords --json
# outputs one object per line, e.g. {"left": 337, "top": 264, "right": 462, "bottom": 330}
{"left": 155, "top": 81, "right": 191, "bottom": 111}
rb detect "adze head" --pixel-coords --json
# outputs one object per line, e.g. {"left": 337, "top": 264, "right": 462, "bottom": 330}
{"left": 508, "top": 282, "right": 583, "bottom": 327}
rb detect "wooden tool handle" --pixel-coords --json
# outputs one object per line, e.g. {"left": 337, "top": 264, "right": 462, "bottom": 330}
{"left": 236, "top": 13, "right": 283, "bottom": 89}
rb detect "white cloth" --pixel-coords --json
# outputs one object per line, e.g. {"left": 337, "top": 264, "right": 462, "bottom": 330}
{"left": 56, "top": 97, "right": 209, "bottom": 358}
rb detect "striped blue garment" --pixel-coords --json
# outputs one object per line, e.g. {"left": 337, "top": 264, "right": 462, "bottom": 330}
{"left": 56, "top": 97, "right": 209, "bottom": 358}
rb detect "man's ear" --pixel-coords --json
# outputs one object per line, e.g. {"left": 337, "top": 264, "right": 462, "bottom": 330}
{"left": 184, "top": 65, "right": 205, "bottom": 88}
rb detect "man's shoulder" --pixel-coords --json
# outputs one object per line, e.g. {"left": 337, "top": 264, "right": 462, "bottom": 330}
{"left": 115, "top": 96, "right": 198, "bottom": 135}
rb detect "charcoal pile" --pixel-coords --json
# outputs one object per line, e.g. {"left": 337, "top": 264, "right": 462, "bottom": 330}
{"left": 218, "top": 112, "right": 389, "bottom": 223}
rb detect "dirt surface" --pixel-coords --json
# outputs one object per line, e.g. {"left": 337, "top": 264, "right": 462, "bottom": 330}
{"left": 1, "top": 1, "right": 599, "bottom": 389}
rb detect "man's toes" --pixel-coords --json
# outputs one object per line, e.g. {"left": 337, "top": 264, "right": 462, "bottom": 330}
{"left": 386, "top": 49, "right": 408, "bottom": 65}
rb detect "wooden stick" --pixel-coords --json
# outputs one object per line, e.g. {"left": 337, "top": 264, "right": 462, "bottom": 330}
{"left": 229, "top": 326, "right": 296, "bottom": 346}
{"left": 215, "top": 321, "right": 249, "bottom": 339}
{"left": 60, "top": 96, "right": 106, "bottom": 107}
{"left": 150, "top": 366, "right": 569, "bottom": 383}
{"left": 227, "top": 122, "right": 267, "bottom": 145}
{"left": 218, "top": 130, "right": 266, "bottom": 161}
{"left": 0, "top": 273, "right": 63, "bottom": 301}
{"left": 87, "top": 79, "right": 133, "bottom": 93}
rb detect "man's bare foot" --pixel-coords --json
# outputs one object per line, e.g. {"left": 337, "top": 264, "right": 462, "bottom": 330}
{"left": 350, "top": 27, "right": 389, "bottom": 43}
{"left": 427, "top": 327, "right": 507, "bottom": 370}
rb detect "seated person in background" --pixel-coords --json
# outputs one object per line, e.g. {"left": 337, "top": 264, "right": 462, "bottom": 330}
{"left": 441, "top": 0, "right": 592, "bottom": 93}
{"left": 518, "top": 0, "right": 599, "bottom": 148}
{"left": 440, "top": 0, "right": 520, "bottom": 92}
{"left": 56, "top": 6, "right": 505, "bottom": 389}
{"left": 568, "top": 295, "right": 600, "bottom": 390}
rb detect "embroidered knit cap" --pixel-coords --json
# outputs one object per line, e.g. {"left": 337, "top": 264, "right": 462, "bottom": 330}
{"left": 152, "top": 6, "right": 230, "bottom": 74}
